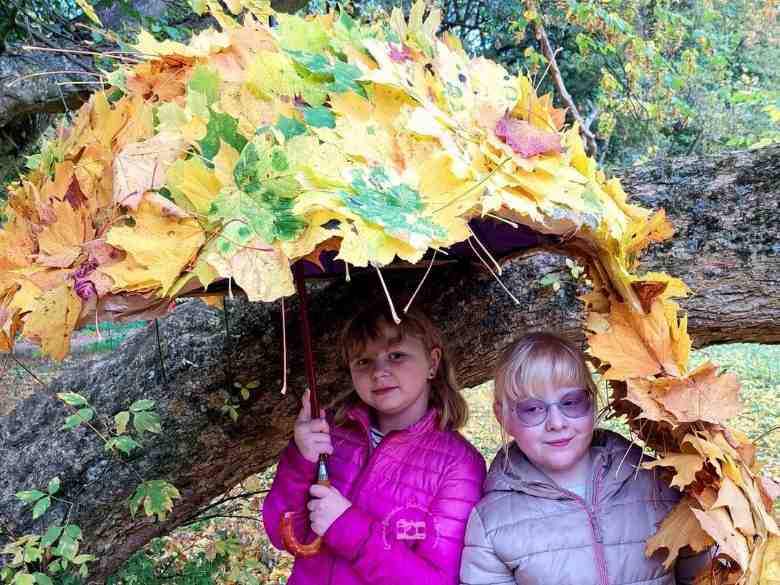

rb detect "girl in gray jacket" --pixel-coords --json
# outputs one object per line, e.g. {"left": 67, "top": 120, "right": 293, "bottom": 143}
{"left": 460, "top": 332, "right": 710, "bottom": 585}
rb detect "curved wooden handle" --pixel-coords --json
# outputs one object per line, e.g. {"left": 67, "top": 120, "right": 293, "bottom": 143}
{"left": 280, "top": 456, "right": 330, "bottom": 558}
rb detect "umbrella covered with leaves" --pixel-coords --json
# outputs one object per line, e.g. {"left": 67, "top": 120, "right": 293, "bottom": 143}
{"left": 0, "top": 0, "right": 778, "bottom": 582}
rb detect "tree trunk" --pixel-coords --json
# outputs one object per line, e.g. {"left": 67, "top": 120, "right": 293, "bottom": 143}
{"left": 1, "top": 144, "right": 778, "bottom": 581}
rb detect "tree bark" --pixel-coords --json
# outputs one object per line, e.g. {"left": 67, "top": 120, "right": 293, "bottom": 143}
{"left": 1, "top": 144, "right": 778, "bottom": 581}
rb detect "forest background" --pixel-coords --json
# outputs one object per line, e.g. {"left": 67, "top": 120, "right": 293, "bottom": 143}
{"left": 0, "top": 0, "right": 778, "bottom": 583}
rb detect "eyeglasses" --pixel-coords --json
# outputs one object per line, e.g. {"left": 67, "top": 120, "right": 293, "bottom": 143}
{"left": 513, "top": 388, "right": 592, "bottom": 427}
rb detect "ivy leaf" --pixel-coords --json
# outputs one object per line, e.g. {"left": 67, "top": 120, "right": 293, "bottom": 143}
{"left": 132, "top": 411, "right": 162, "bottom": 436}
{"left": 57, "top": 392, "right": 88, "bottom": 407}
{"left": 41, "top": 525, "right": 63, "bottom": 548}
{"left": 47, "top": 477, "right": 60, "bottom": 496}
{"left": 303, "top": 106, "right": 336, "bottom": 129}
{"left": 32, "top": 496, "right": 51, "bottom": 519}
{"left": 129, "top": 399, "right": 155, "bottom": 412}
{"left": 16, "top": 490, "right": 46, "bottom": 505}
{"left": 115, "top": 411, "right": 130, "bottom": 435}
{"left": 129, "top": 480, "right": 181, "bottom": 521}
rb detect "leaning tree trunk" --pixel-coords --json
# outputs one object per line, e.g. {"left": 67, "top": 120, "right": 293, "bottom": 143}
{"left": 1, "top": 145, "right": 778, "bottom": 581}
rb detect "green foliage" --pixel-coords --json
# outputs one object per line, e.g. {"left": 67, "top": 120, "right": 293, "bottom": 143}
{"left": 129, "top": 480, "right": 181, "bottom": 522}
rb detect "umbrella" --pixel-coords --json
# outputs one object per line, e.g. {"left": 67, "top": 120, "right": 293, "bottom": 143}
{"left": 0, "top": 0, "right": 775, "bottom": 577}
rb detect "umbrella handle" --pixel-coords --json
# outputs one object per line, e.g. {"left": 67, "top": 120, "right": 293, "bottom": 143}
{"left": 280, "top": 454, "right": 330, "bottom": 558}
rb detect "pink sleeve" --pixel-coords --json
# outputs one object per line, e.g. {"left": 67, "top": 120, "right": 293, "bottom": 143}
{"left": 323, "top": 449, "right": 486, "bottom": 585}
{"left": 261, "top": 440, "right": 318, "bottom": 550}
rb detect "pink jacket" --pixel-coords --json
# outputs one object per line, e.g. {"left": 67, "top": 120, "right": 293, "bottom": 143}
{"left": 262, "top": 403, "right": 487, "bottom": 585}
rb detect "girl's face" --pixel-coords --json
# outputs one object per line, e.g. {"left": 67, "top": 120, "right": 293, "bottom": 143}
{"left": 348, "top": 321, "right": 441, "bottom": 434}
{"left": 495, "top": 384, "right": 595, "bottom": 487}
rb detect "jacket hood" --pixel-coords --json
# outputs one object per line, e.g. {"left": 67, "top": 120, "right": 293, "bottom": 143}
{"left": 484, "top": 428, "right": 644, "bottom": 498}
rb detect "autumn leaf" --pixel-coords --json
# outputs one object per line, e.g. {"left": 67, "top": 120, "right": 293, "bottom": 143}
{"left": 23, "top": 284, "right": 82, "bottom": 361}
{"left": 652, "top": 362, "right": 742, "bottom": 424}
{"left": 494, "top": 114, "right": 562, "bottom": 158}
{"left": 587, "top": 299, "right": 679, "bottom": 380}
{"left": 712, "top": 477, "right": 756, "bottom": 537}
{"left": 113, "top": 132, "right": 188, "bottom": 209}
{"left": 646, "top": 497, "right": 715, "bottom": 569}
{"left": 644, "top": 454, "right": 707, "bottom": 490}
{"left": 692, "top": 507, "right": 751, "bottom": 571}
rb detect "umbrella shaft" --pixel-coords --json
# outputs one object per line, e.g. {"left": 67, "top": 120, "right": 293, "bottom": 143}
{"left": 293, "top": 262, "right": 320, "bottom": 417}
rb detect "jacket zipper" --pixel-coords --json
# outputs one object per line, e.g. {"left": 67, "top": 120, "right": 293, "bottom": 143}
{"left": 327, "top": 419, "right": 395, "bottom": 585}
{"left": 557, "top": 475, "right": 608, "bottom": 585}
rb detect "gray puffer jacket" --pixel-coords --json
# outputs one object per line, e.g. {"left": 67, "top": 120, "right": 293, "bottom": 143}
{"left": 460, "top": 429, "right": 710, "bottom": 585}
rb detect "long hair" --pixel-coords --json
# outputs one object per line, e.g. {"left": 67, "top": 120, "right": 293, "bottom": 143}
{"left": 493, "top": 332, "right": 599, "bottom": 461}
{"left": 335, "top": 300, "right": 468, "bottom": 431}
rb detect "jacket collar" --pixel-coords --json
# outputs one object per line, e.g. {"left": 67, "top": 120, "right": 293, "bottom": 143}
{"left": 346, "top": 402, "right": 440, "bottom": 438}
{"left": 484, "top": 429, "right": 640, "bottom": 498}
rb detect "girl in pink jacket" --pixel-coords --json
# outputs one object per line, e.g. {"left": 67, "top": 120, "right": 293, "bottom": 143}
{"left": 263, "top": 301, "right": 487, "bottom": 585}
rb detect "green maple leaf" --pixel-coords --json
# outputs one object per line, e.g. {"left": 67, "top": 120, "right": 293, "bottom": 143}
{"left": 198, "top": 110, "right": 248, "bottom": 162}
{"left": 339, "top": 166, "right": 447, "bottom": 243}
{"left": 212, "top": 140, "right": 305, "bottom": 247}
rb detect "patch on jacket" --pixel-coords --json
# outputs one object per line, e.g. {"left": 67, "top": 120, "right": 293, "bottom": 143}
{"left": 381, "top": 498, "right": 441, "bottom": 550}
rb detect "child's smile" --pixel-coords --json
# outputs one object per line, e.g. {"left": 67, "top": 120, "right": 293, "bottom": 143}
{"left": 349, "top": 321, "right": 441, "bottom": 433}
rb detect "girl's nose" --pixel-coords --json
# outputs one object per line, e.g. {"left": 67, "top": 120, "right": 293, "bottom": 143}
{"left": 371, "top": 358, "right": 390, "bottom": 379}
{"left": 545, "top": 404, "right": 568, "bottom": 431}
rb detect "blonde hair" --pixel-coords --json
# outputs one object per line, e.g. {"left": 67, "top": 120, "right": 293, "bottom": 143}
{"left": 335, "top": 300, "right": 468, "bottom": 431}
{"left": 493, "top": 331, "right": 599, "bottom": 433}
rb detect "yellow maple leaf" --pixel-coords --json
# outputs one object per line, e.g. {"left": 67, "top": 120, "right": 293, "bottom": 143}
{"left": 644, "top": 454, "right": 707, "bottom": 489}
{"left": 646, "top": 497, "right": 715, "bottom": 569}
{"left": 165, "top": 157, "right": 222, "bottom": 215}
{"left": 206, "top": 239, "right": 294, "bottom": 302}
{"left": 36, "top": 199, "right": 93, "bottom": 269}
{"left": 761, "top": 535, "right": 780, "bottom": 585}
{"left": 103, "top": 196, "right": 205, "bottom": 295}
{"left": 23, "top": 284, "right": 82, "bottom": 361}
{"left": 134, "top": 29, "right": 231, "bottom": 59}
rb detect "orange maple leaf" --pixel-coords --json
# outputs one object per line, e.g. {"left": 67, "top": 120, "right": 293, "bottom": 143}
{"left": 651, "top": 362, "right": 742, "bottom": 425}
{"left": 587, "top": 299, "right": 680, "bottom": 380}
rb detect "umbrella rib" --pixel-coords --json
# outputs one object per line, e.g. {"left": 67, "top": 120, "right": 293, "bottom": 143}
{"left": 403, "top": 250, "right": 438, "bottom": 314}
{"left": 374, "top": 265, "right": 402, "bottom": 324}
{"left": 280, "top": 297, "right": 288, "bottom": 395}
{"left": 467, "top": 238, "right": 520, "bottom": 305}
{"left": 467, "top": 225, "right": 502, "bottom": 275}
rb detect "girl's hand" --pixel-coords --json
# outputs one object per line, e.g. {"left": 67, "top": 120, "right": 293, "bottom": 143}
{"left": 308, "top": 484, "right": 351, "bottom": 536}
{"left": 293, "top": 388, "right": 333, "bottom": 463}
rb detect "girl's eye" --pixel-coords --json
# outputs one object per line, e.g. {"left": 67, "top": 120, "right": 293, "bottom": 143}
{"left": 521, "top": 404, "right": 544, "bottom": 414}
{"left": 389, "top": 352, "right": 405, "bottom": 360}
{"left": 353, "top": 358, "right": 370, "bottom": 368}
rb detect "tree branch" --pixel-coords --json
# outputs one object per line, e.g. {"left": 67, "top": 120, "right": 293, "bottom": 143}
{"left": 529, "top": 4, "right": 598, "bottom": 156}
